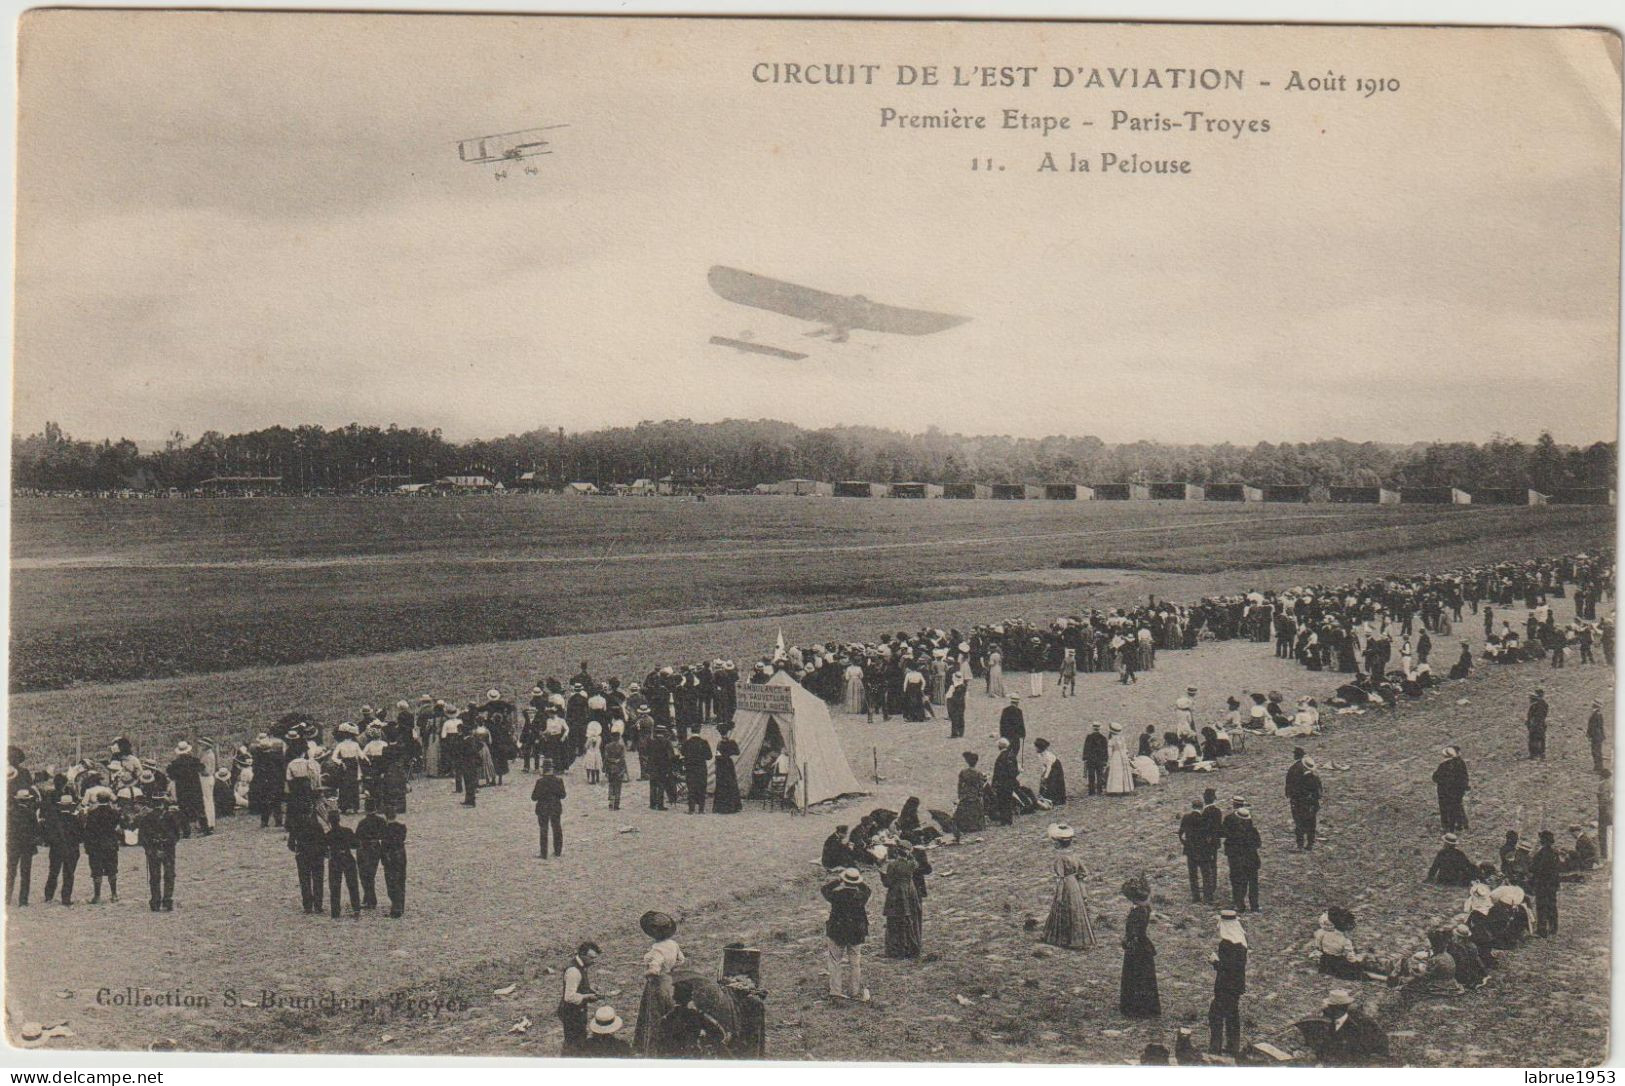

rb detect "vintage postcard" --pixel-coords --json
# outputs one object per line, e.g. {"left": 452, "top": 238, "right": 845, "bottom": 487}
{"left": 7, "top": 10, "right": 1622, "bottom": 1068}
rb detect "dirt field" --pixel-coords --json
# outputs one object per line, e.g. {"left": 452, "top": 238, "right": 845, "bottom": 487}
{"left": 10, "top": 496, "right": 1610, "bottom": 690}
{"left": 6, "top": 574, "right": 1613, "bottom": 1063}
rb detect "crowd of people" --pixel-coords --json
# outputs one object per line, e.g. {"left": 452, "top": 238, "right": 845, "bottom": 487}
{"left": 4, "top": 548, "right": 1613, "bottom": 1064}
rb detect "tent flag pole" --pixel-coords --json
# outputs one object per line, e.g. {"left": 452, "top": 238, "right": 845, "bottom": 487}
{"left": 873, "top": 746, "right": 879, "bottom": 786}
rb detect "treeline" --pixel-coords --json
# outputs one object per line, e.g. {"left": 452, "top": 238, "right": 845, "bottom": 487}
{"left": 11, "top": 418, "right": 1617, "bottom": 494}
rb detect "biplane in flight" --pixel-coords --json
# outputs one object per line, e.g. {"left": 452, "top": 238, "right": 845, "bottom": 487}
{"left": 455, "top": 125, "right": 569, "bottom": 165}
{"left": 707, "top": 265, "right": 969, "bottom": 345}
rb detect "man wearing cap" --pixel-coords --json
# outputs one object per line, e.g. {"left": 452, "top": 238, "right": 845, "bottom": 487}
{"left": 1083, "top": 723, "right": 1109, "bottom": 796}
{"left": 380, "top": 808, "right": 408, "bottom": 918}
{"left": 354, "top": 804, "right": 387, "bottom": 909}
{"left": 166, "top": 742, "right": 209, "bottom": 837}
{"left": 998, "top": 695, "right": 1026, "bottom": 757}
{"left": 581, "top": 1005, "right": 631, "bottom": 1057}
{"left": 1224, "top": 806, "right": 1262, "bottom": 912}
{"left": 135, "top": 794, "right": 184, "bottom": 912}
{"left": 1526, "top": 690, "right": 1549, "bottom": 760}
{"left": 324, "top": 810, "right": 362, "bottom": 919}
{"left": 820, "top": 868, "right": 872, "bottom": 1002}
{"left": 1586, "top": 701, "right": 1608, "bottom": 775}
{"left": 1312, "top": 990, "right": 1390, "bottom": 1066}
{"left": 1208, "top": 910, "right": 1247, "bottom": 1057}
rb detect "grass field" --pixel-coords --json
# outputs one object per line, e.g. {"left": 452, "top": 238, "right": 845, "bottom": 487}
{"left": 4, "top": 496, "right": 1616, "bottom": 1063}
{"left": 9, "top": 496, "right": 1613, "bottom": 691}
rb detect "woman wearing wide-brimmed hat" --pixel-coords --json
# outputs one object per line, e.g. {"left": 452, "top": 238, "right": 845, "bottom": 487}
{"left": 633, "top": 910, "right": 685, "bottom": 1055}
{"left": 1119, "top": 875, "right": 1160, "bottom": 1017}
{"left": 1041, "top": 824, "right": 1095, "bottom": 950}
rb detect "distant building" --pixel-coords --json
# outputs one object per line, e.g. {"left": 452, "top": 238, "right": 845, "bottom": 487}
{"left": 1549, "top": 486, "right": 1616, "bottom": 505}
{"left": 1205, "top": 483, "right": 1263, "bottom": 502}
{"left": 1259, "top": 484, "right": 1327, "bottom": 503}
{"left": 1329, "top": 485, "right": 1400, "bottom": 505}
{"left": 435, "top": 474, "right": 497, "bottom": 491}
{"left": 775, "top": 478, "right": 835, "bottom": 496}
{"left": 991, "top": 483, "right": 1043, "bottom": 500}
{"left": 943, "top": 483, "right": 992, "bottom": 499}
{"left": 564, "top": 481, "right": 599, "bottom": 496}
{"left": 1093, "top": 483, "right": 1150, "bottom": 501}
{"left": 1149, "top": 482, "right": 1205, "bottom": 501}
{"left": 1400, "top": 487, "right": 1472, "bottom": 505}
{"left": 355, "top": 474, "right": 413, "bottom": 492}
{"left": 657, "top": 474, "right": 707, "bottom": 496}
{"left": 1473, "top": 487, "right": 1548, "bottom": 506}
{"left": 1043, "top": 484, "right": 1094, "bottom": 500}
{"left": 890, "top": 482, "right": 944, "bottom": 498}
{"left": 833, "top": 480, "right": 889, "bottom": 498}
{"left": 624, "top": 478, "right": 658, "bottom": 496}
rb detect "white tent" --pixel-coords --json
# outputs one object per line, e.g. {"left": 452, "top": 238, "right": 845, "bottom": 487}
{"left": 730, "top": 671, "right": 866, "bottom": 807}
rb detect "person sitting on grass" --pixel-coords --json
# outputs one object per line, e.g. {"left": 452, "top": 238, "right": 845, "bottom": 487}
{"left": 1426, "top": 833, "right": 1478, "bottom": 886}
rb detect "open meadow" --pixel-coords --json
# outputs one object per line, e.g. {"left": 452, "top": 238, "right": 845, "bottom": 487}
{"left": 4, "top": 496, "right": 1616, "bottom": 1063}
{"left": 9, "top": 495, "right": 1613, "bottom": 692}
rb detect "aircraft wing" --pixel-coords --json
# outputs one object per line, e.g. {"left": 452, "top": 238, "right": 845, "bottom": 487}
{"left": 708, "top": 335, "right": 809, "bottom": 361}
{"left": 708, "top": 265, "right": 968, "bottom": 336}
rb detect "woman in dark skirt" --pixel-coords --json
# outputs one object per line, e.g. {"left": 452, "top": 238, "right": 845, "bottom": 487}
{"left": 953, "top": 752, "right": 987, "bottom": 834}
{"left": 881, "top": 846, "right": 923, "bottom": 958}
{"left": 1120, "top": 877, "right": 1161, "bottom": 1017}
{"left": 1035, "top": 738, "right": 1067, "bottom": 806}
{"left": 712, "top": 726, "right": 742, "bottom": 814}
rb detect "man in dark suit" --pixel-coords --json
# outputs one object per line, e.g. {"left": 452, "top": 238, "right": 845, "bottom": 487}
{"left": 1432, "top": 746, "right": 1470, "bottom": 831}
{"left": 1223, "top": 807, "right": 1262, "bottom": 912}
{"left": 1194, "top": 789, "right": 1223, "bottom": 904}
{"left": 1208, "top": 910, "right": 1248, "bottom": 1056}
{"left": 1313, "top": 990, "right": 1391, "bottom": 1066}
{"left": 1083, "top": 724, "right": 1109, "bottom": 796}
{"left": 680, "top": 732, "right": 712, "bottom": 814}
{"left": 1179, "top": 800, "right": 1207, "bottom": 903}
{"left": 1526, "top": 690, "right": 1550, "bottom": 760}
{"left": 325, "top": 811, "right": 361, "bottom": 919}
{"left": 821, "top": 868, "right": 872, "bottom": 1001}
{"left": 380, "top": 809, "right": 408, "bottom": 918}
{"left": 998, "top": 696, "right": 1026, "bottom": 757}
{"left": 355, "top": 805, "right": 387, "bottom": 909}
{"left": 990, "top": 739, "right": 1019, "bottom": 826}
{"left": 1530, "top": 828, "right": 1562, "bottom": 936}
{"left": 531, "top": 761, "right": 567, "bottom": 859}
{"left": 1287, "top": 754, "right": 1322, "bottom": 850}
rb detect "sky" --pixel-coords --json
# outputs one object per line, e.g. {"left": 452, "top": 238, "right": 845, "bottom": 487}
{"left": 13, "top": 14, "right": 1622, "bottom": 446}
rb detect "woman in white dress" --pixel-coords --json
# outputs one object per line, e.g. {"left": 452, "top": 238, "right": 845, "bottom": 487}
{"left": 843, "top": 660, "right": 866, "bottom": 715}
{"left": 1104, "top": 723, "right": 1135, "bottom": 795}
{"left": 581, "top": 720, "right": 603, "bottom": 784}
{"left": 986, "top": 648, "right": 1006, "bottom": 699}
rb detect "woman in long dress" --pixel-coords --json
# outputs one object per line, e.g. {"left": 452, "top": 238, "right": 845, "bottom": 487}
{"left": 634, "top": 911, "right": 685, "bottom": 1055}
{"left": 1036, "top": 738, "right": 1066, "bottom": 806}
{"left": 1041, "top": 824, "right": 1096, "bottom": 949}
{"left": 843, "top": 661, "right": 866, "bottom": 715}
{"left": 929, "top": 654, "right": 948, "bottom": 706}
{"left": 901, "top": 664, "right": 927, "bottom": 722}
{"left": 953, "top": 752, "right": 987, "bottom": 834}
{"left": 881, "top": 847, "right": 923, "bottom": 958}
{"left": 712, "top": 728, "right": 742, "bottom": 814}
{"left": 985, "top": 649, "right": 1006, "bottom": 698}
{"left": 1104, "top": 723, "right": 1135, "bottom": 795}
{"left": 1119, "top": 879, "right": 1160, "bottom": 1017}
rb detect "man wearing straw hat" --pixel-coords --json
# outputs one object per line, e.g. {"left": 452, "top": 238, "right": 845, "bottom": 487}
{"left": 1207, "top": 909, "right": 1248, "bottom": 1057}
{"left": 580, "top": 1005, "right": 631, "bottom": 1057}
{"left": 820, "top": 867, "right": 872, "bottom": 1002}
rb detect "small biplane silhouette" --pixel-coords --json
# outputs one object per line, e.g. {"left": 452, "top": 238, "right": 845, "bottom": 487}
{"left": 707, "top": 265, "right": 968, "bottom": 344}
{"left": 707, "top": 335, "right": 809, "bottom": 361}
{"left": 455, "top": 125, "right": 569, "bottom": 165}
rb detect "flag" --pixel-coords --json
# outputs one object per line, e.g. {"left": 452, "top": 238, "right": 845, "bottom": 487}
{"left": 775, "top": 628, "right": 786, "bottom": 659}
